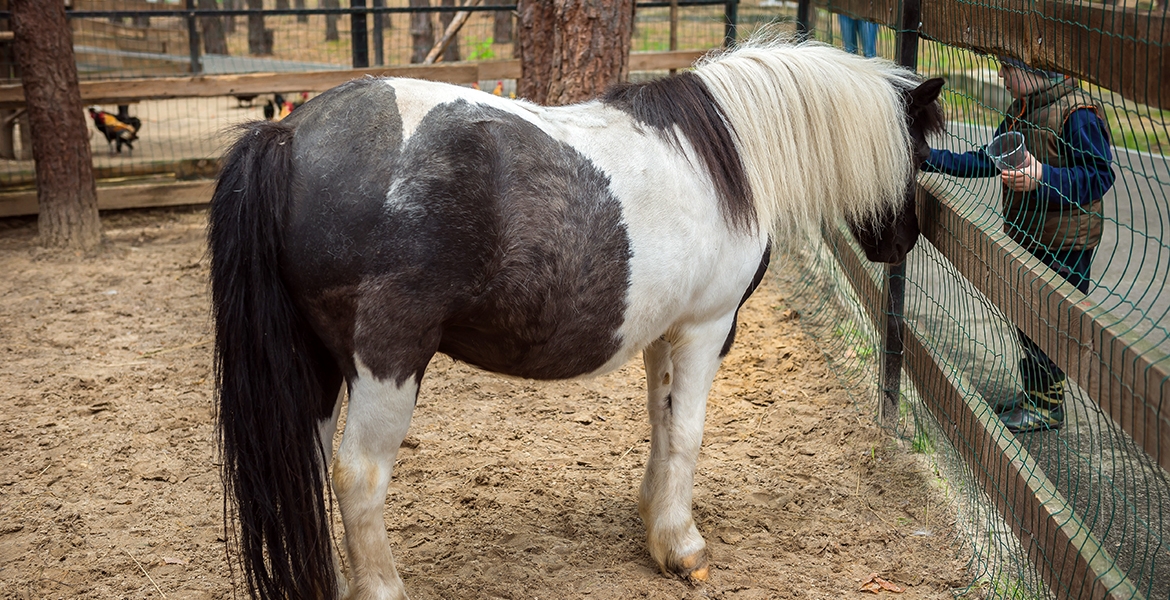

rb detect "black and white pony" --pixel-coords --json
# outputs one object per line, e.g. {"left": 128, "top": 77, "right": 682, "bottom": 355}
{"left": 208, "top": 39, "right": 944, "bottom": 600}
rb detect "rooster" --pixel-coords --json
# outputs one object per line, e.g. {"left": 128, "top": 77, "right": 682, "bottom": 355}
{"left": 88, "top": 107, "right": 141, "bottom": 155}
{"left": 263, "top": 92, "right": 309, "bottom": 121}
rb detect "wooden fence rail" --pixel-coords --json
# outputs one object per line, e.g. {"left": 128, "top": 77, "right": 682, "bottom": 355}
{"left": 813, "top": 0, "right": 1167, "bottom": 110}
{"left": 0, "top": 50, "right": 707, "bottom": 217}
{"left": 0, "top": 51, "right": 708, "bottom": 109}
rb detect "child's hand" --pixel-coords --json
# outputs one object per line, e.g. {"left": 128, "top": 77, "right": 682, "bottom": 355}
{"left": 1000, "top": 152, "right": 1043, "bottom": 192}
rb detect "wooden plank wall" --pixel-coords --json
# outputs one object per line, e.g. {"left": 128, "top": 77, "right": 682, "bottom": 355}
{"left": 814, "top": 0, "right": 1167, "bottom": 110}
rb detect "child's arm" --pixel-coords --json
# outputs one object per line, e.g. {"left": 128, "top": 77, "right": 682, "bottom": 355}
{"left": 921, "top": 145, "right": 1000, "bottom": 178}
{"left": 1001, "top": 109, "right": 1115, "bottom": 204}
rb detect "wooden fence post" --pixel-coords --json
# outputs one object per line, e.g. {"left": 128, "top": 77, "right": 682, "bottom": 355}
{"left": 186, "top": 0, "right": 202, "bottom": 74}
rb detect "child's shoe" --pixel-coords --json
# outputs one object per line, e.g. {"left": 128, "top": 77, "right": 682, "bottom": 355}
{"left": 1001, "top": 401, "right": 1064, "bottom": 433}
{"left": 990, "top": 377, "right": 1065, "bottom": 414}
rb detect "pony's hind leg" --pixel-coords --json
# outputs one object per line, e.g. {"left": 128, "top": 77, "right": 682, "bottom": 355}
{"left": 639, "top": 318, "right": 732, "bottom": 582}
{"left": 333, "top": 358, "right": 418, "bottom": 600}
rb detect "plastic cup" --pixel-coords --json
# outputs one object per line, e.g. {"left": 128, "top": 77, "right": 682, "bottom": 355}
{"left": 986, "top": 131, "right": 1027, "bottom": 171}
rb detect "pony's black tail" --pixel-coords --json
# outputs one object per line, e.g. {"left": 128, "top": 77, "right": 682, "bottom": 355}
{"left": 208, "top": 120, "right": 340, "bottom": 600}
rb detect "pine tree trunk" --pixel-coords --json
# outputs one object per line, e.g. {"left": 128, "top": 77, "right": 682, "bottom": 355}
{"left": 11, "top": 0, "right": 100, "bottom": 250}
{"left": 409, "top": 0, "right": 433, "bottom": 63}
{"left": 517, "top": 0, "right": 635, "bottom": 106}
{"left": 223, "top": 0, "right": 238, "bottom": 33}
{"left": 247, "top": 0, "right": 270, "bottom": 55}
{"left": 198, "top": 0, "right": 229, "bottom": 55}
{"left": 0, "top": 109, "right": 17, "bottom": 160}
{"left": 324, "top": 0, "right": 341, "bottom": 42}
{"left": 438, "top": 0, "right": 460, "bottom": 62}
{"left": 489, "top": 0, "right": 512, "bottom": 44}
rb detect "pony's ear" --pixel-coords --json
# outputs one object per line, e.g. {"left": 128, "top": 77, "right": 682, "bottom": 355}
{"left": 909, "top": 78, "right": 946, "bottom": 107}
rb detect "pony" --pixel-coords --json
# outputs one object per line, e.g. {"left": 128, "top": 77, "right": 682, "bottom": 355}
{"left": 208, "top": 39, "right": 945, "bottom": 600}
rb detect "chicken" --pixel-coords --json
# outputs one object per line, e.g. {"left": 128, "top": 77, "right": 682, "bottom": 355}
{"left": 491, "top": 81, "right": 503, "bottom": 96}
{"left": 263, "top": 92, "right": 309, "bottom": 121}
{"left": 87, "top": 107, "right": 141, "bottom": 155}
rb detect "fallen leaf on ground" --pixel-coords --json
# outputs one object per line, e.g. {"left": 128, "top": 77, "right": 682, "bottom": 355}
{"left": 859, "top": 573, "right": 905, "bottom": 594}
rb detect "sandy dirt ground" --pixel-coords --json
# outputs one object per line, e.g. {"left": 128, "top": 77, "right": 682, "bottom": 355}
{"left": 0, "top": 207, "right": 971, "bottom": 599}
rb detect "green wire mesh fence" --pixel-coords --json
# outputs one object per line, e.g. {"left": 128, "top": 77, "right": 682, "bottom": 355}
{"left": 781, "top": 0, "right": 1169, "bottom": 598}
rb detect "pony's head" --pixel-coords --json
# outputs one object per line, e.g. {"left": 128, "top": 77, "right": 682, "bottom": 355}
{"left": 847, "top": 77, "right": 946, "bottom": 263}
{"left": 690, "top": 39, "right": 945, "bottom": 262}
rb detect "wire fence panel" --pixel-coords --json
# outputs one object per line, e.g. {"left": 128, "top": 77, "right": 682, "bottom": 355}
{"left": 781, "top": 0, "right": 1170, "bottom": 598}
{"left": 0, "top": 0, "right": 741, "bottom": 191}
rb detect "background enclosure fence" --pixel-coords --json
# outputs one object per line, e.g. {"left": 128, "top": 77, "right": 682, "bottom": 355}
{"left": 0, "top": 0, "right": 754, "bottom": 196}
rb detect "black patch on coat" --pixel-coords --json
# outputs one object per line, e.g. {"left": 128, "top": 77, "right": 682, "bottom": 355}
{"left": 719, "top": 240, "right": 771, "bottom": 358}
{"left": 282, "top": 87, "right": 633, "bottom": 385}
{"left": 603, "top": 72, "right": 755, "bottom": 232}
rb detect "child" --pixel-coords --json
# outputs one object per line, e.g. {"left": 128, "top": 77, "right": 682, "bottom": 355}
{"left": 922, "top": 56, "right": 1115, "bottom": 433}
{"left": 838, "top": 14, "right": 878, "bottom": 58}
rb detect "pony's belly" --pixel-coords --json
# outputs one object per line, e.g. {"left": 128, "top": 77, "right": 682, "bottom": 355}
{"left": 437, "top": 322, "right": 625, "bottom": 381}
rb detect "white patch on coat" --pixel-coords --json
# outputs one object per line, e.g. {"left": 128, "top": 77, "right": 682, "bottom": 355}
{"left": 331, "top": 356, "right": 417, "bottom": 600}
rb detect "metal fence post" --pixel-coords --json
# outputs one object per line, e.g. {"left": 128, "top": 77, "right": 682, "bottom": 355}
{"left": 895, "top": 0, "right": 921, "bottom": 70}
{"left": 878, "top": 0, "right": 922, "bottom": 427}
{"left": 351, "top": 0, "right": 369, "bottom": 68}
{"left": 186, "top": 0, "right": 202, "bottom": 74}
{"left": 723, "top": 0, "right": 737, "bottom": 48}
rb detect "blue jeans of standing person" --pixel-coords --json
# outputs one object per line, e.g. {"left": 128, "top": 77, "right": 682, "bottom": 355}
{"left": 1017, "top": 247, "right": 1094, "bottom": 389}
{"left": 838, "top": 15, "right": 878, "bottom": 58}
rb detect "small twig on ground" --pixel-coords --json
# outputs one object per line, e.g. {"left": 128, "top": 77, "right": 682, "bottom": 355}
{"left": 865, "top": 500, "right": 893, "bottom": 528}
{"left": 124, "top": 549, "right": 166, "bottom": 599}
{"left": 141, "top": 339, "right": 210, "bottom": 358}
{"left": 615, "top": 441, "right": 639, "bottom": 465}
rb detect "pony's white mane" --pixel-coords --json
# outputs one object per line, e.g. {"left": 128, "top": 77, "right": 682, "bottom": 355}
{"left": 693, "top": 37, "right": 919, "bottom": 237}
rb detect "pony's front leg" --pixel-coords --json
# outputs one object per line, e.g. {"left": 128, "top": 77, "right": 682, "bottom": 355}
{"left": 333, "top": 360, "right": 418, "bottom": 600}
{"left": 639, "top": 320, "right": 729, "bottom": 582}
